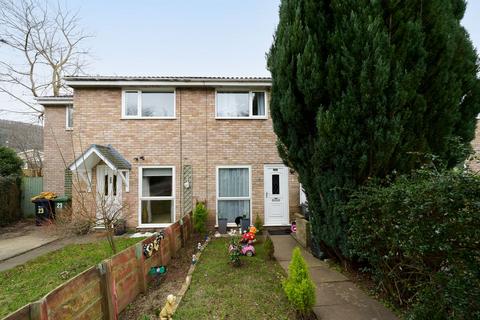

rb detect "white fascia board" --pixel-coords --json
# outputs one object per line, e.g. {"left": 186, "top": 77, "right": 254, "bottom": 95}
{"left": 65, "top": 80, "right": 271, "bottom": 88}
{"left": 35, "top": 97, "right": 73, "bottom": 106}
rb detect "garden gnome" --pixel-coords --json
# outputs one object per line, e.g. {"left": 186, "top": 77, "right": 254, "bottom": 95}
{"left": 159, "top": 294, "right": 176, "bottom": 320}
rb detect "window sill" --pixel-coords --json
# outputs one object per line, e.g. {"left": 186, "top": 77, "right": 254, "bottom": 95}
{"left": 121, "top": 117, "right": 176, "bottom": 120}
{"left": 65, "top": 127, "right": 73, "bottom": 131}
{"left": 215, "top": 117, "right": 268, "bottom": 120}
{"left": 137, "top": 223, "right": 173, "bottom": 228}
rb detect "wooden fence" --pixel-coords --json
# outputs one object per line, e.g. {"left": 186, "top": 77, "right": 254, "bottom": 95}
{"left": 20, "top": 176, "right": 43, "bottom": 217}
{"left": 2, "top": 214, "right": 192, "bottom": 320}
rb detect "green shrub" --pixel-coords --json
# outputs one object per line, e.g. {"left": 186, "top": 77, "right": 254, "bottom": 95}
{"left": 264, "top": 235, "right": 274, "bottom": 260}
{"left": 283, "top": 247, "right": 315, "bottom": 317}
{"left": 228, "top": 236, "right": 241, "bottom": 267}
{"left": 254, "top": 213, "right": 263, "bottom": 233}
{"left": 0, "top": 175, "right": 21, "bottom": 226}
{"left": 345, "top": 168, "right": 480, "bottom": 319}
{"left": 0, "top": 146, "right": 23, "bottom": 176}
{"left": 193, "top": 202, "right": 208, "bottom": 234}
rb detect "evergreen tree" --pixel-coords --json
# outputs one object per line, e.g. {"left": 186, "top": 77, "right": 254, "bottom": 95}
{"left": 267, "top": 0, "right": 480, "bottom": 258}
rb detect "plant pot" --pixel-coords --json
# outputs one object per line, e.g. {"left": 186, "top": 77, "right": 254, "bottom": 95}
{"left": 241, "top": 218, "right": 250, "bottom": 233}
{"left": 114, "top": 220, "right": 126, "bottom": 236}
{"left": 218, "top": 218, "right": 228, "bottom": 234}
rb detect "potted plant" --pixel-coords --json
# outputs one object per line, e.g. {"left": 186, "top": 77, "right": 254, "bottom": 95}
{"left": 241, "top": 213, "right": 250, "bottom": 233}
{"left": 218, "top": 217, "right": 228, "bottom": 234}
{"left": 114, "top": 219, "right": 127, "bottom": 235}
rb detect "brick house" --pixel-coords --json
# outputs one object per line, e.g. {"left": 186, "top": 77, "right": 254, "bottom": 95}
{"left": 37, "top": 76, "right": 300, "bottom": 229}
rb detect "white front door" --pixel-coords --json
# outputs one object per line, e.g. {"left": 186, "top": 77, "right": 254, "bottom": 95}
{"left": 96, "top": 165, "right": 122, "bottom": 222}
{"left": 264, "top": 165, "right": 289, "bottom": 226}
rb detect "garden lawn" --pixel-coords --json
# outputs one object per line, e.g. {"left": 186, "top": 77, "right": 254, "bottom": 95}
{"left": 0, "top": 237, "right": 142, "bottom": 318}
{"left": 174, "top": 237, "right": 297, "bottom": 320}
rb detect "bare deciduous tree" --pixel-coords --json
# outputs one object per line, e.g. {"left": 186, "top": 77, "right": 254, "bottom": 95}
{"left": 0, "top": 0, "right": 90, "bottom": 116}
{"left": 52, "top": 130, "right": 128, "bottom": 254}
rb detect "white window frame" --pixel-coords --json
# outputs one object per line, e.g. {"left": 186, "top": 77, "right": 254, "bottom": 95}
{"left": 215, "top": 165, "right": 252, "bottom": 227}
{"left": 138, "top": 166, "right": 176, "bottom": 228}
{"left": 215, "top": 89, "right": 268, "bottom": 119}
{"left": 66, "top": 105, "right": 73, "bottom": 130}
{"left": 122, "top": 89, "right": 176, "bottom": 119}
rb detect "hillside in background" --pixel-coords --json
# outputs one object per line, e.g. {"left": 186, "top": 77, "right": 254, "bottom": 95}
{"left": 0, "top": 120, "right": 43, "bottom": 152}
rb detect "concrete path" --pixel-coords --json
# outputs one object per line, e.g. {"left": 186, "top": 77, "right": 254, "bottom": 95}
{"left": 0, "top": 234, "right": 58, "bottom": 261}
{"left": 271, "top": 235, "right": 398, "bottom": 320}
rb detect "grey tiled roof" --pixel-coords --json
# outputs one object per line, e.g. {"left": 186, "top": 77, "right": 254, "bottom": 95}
{"left": 70, "top": 144, "right": 131, "bottom": 170}
{"left": 93, "top": 144, "right": 131, "bottom": 170}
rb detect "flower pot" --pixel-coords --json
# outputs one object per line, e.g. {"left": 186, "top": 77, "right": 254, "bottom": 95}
{"left": 241, "top": 218, "right": 250, "bottom": 233}
{"left": 114, "top": 220, "right": 126, "bottom": 236}
{"left": 218, "top": 218, "right": 228, "bottom": 234}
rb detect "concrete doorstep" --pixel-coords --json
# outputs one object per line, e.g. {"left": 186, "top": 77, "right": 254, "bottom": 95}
{"left": 270, "top": 235, "right": 398, "bottom": 320}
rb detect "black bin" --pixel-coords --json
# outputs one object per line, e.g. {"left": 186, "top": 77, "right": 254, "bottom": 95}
{"left": 33, "top": 199, "right": 55, "bottom": 226}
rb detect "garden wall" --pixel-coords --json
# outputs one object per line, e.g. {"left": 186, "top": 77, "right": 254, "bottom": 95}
{"left": 3, "top": 214, "right": 192, "bottom": 320}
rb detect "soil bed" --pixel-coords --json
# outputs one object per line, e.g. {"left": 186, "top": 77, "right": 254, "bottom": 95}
{"left": 119, "top": 233, "right": 203, "bottom": 320}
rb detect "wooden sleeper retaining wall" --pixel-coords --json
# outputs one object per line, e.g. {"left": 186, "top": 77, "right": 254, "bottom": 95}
{"left": 3, "top": 213, "right": 192, "bottom": 320}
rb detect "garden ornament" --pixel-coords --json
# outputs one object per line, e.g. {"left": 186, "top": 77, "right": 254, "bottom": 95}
{"left": 148, "top": 265, "right": 167, "bottom": 276}
{"left": 241, "top": 231, "right": 256, "bottom": 243}
{"left": 192, "top": 254, "right": 197, "bottom": 265}
{"left": 291, "top": 221, "right": 297, "bottom": 233}
{"left": 159, "top": 294, "right": 176, "bottom": 320}
{"left": 197, "top": 242, "right": 202, "bottom": 251}
{"left": 143, "top": 242, "right": 154, "bottom": 258}
{"left": 241, "top": 243, "right": 255, "bottom": 257}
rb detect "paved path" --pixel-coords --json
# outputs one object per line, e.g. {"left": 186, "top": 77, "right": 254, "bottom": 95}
{"left": 0, "top": 222, "right": 101, "bottom": 272}
{"left": 271, "top": 235, "right": 398, "bottom": 320}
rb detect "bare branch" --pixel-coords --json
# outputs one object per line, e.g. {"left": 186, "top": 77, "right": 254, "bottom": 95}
{"left": 0, "top": 0, "right": 91, "bottom": 114}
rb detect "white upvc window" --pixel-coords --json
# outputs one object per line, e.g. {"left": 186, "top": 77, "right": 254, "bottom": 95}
{"left": 122, "top": 89, "right": 176, "bottom": 119}
{"left": 66, "top": 105, "right": 73, "bottom": 130}
{"left": 138, "top": 166, "right": 175, "bottom": 227}
{"left": 216, "top": 166, "right": 252, "bottom": 226}
{"left": 215, "top": 90, "right": 267, "bottom": 119}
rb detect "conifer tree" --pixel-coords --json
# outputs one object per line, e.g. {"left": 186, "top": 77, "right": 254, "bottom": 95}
{"left": 267, "top": 0, "right": 480, "bottom": 257}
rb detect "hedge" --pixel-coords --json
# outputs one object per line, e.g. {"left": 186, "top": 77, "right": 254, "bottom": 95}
{"left": 345, "top": 168, "right": 480, "bottom": 319}
{"left": 0, "top": 175, "right": 21, "bottom": 226}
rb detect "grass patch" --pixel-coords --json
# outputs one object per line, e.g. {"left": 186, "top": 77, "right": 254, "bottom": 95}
{"left": 0, "top": 237, "right": 142, "bottom": 318}
{"left": 174, "top": 238, "right": 296, "bottom": 320}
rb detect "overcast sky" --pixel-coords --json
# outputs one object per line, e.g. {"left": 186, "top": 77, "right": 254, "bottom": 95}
{"left": 1, "top": 0, "right": 479, "bottom": 123}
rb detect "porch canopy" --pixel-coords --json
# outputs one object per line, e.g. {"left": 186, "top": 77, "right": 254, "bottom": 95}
{"left": 68, "top": 144, "right": 131, "bottom": 192}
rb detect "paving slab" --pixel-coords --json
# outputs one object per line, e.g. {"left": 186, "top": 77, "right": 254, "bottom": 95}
{"left": 0, "top": 233, "right": 58, "bottom": 261}
{"left": 314, "top": 303, "right": 395, "bottom": 320}
{"left": 270, "top": 234, "right": 398, "bottom": 320}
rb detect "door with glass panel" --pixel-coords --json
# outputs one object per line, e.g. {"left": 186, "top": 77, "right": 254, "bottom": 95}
{"left": 264, "top": 165, "right": 289, "bottom": 226}
{"left": 139, "top": 167, "right": 175, "bottom": 226}
{"left": 217, "top": 166, "right": 251, "bottom": 225}
{"left": 96, "top": 165, "right": 122, "bottom": 222}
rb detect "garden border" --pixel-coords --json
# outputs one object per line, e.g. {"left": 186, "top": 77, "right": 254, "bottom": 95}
{"left": 2, "top": 213, "right": 192, "bottom": 320}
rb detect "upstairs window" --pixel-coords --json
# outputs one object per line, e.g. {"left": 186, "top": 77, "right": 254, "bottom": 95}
{"left": 66, "top": 105, "right": 73, "bottom": 129}
{"left": 123, "top": 90, "right": 175, "bottom": 118}
{"left": 216, "top": 91, "right": 267, "bottom": 118}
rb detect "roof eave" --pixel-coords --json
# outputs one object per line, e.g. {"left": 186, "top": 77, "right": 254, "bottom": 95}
{"left": 64, "top": 77, "right": 271, "bottom": 88}
{"left": 35, "top": 96, "right": 73, "bottom": 106}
